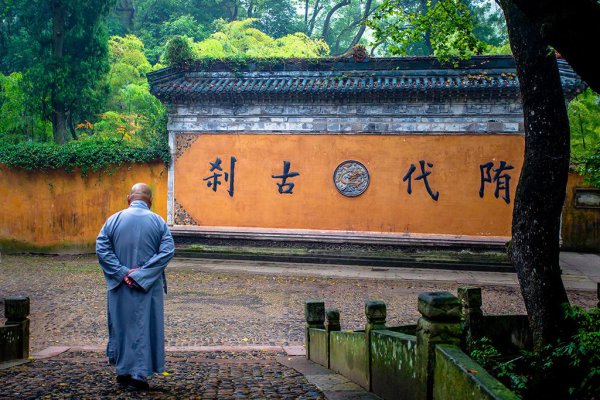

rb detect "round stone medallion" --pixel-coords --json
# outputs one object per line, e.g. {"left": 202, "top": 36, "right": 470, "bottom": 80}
{"left": 333, "top": 160, "right": 370, "bottom": 197}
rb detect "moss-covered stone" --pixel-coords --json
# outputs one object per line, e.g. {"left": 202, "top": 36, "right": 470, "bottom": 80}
{"left": 371, "top": 331, "right": 417, "bottom": 400}
{"left": 308, "top": 329, "right": 328, "bottom": 368}
{"left": 329, "top": 331, "right": 369, "bottom": 390}
{"left": 434, "top": 344, "right": 519, "bottom": 400}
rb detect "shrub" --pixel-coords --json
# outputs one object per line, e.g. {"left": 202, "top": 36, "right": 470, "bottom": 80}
{"left": 0, "top": 136, "right": 170, "bottom": 176}
{"left": 470, "top": 306, "right": 600, "bottom": 399}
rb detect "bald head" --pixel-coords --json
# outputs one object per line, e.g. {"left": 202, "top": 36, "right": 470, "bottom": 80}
{"left": 128, "top": 183, "right": 153, "bottom": 207}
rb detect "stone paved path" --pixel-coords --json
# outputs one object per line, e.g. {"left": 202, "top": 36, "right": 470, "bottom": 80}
{"left": 0, "top": 350, "right": 325, "bottom": 399}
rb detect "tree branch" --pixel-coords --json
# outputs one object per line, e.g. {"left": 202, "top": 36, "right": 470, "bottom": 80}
{"left": 339, "top": 0, "right": 374, "bottom": 54}
{"left": 322, "top": 0, "right": 351, "bottom": 43}
{"left": 307, "top": 0, "right": 322, "bottom": 36}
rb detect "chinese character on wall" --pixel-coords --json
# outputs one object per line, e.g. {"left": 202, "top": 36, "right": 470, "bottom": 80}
{"left": 203, "top": 156, "right": 237, "bottom": 197}
{"left": 479, "top": 161, "right": 514, "bottom": 204}
{"left": 402, "top": 160, "right": 440, "bottom": 201}
{"left": 272, "top": 161, "right": 300, "bottom": 194}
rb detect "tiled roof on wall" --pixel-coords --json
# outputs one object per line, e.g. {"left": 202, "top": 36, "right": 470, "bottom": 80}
{"left": 147, "top": 56, "right": 584, "bottom": 103}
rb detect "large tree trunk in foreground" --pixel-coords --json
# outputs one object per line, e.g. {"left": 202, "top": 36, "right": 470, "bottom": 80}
{"left": 500, "top": 0, "right": 571, "bottom": 349}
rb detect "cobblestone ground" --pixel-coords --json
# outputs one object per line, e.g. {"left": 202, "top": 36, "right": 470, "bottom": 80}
{"left": 0, "top": 255, "right": 597, "bottom": 399}
{"left": 0, "top": 350, "right": 324, "bottom": 399}
{"left": 0, "top": 255, "right": 596, "bottom": 352}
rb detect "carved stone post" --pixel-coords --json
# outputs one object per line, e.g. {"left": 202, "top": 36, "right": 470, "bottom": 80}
{"left": 304, "top": 300, "right": 325, "bottom": 360}
{"left": 457, "top": 287, "right": 483, "bottom": 350}
{"left": 325, "top": 309, "right": 340, "bottom": 368}
{"left": 416, "top": 292, "right": 461, "bottom": 400}
{"left": 365, "top": 301, "right": 386, "bottom": 391}
{"left": 1, "top": 297, "right": 30, "bottom": 361}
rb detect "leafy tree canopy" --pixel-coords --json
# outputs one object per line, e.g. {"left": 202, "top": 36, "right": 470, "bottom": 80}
{"left": 368, "top": 0, "right": 507, "bottom": 59}
{"left": 569, "top": 88, "right": 600, "bottom": 187}
{"left": 0, "top": 0, "right": 114, "bottom": 144}
{"left": 163, "top": 19, "right": 329, "bottom": 65}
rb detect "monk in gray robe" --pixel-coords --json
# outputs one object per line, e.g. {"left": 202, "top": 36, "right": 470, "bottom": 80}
{"left": 96, "top": 183, "right": 174, "bottom": 390}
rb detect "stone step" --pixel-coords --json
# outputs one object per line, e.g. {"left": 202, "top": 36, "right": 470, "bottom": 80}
{"left": 175, "top": 246, "right": 513, "bottom": 272}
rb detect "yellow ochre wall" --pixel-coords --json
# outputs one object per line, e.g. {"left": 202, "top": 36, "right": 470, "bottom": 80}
{"left": 175, "top": 134, "right": 525, "bottom": 237}
{"left": 0, "top": 163, "right": 168, "bottom": 252}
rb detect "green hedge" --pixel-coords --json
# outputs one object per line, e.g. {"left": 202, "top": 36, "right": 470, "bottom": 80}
{"left": 0, "top": 137, "right": 170, "bottom": 175}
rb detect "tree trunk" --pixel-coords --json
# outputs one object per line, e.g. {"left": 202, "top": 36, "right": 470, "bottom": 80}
{"left": 420, "top": 0, "right": 433, "bottom": 55}
{"left": 336, "top": 0, "right": 374, "bottom": 54}
{"left": 322, "top": 0, "right": 351, "bottom": 43}
{"left": 307, "top": 0, "right": 322, "bottom": 36}
{"left": 305, "top": 0, "right": 309, "bottom": 23}
{"left": 51, "top": 0, "right": 69, "bottom": 144}
{"left": 500, "top": 0, "right": 571, "bottom": 348}
{"left": 114, "top": 0, "right": 135, "bottom": 32}
{"left": 247, "top": 0, "right": 255, "bottom": 18}
{"left": 67, "top": 114, "right": 78, "bottom": 141}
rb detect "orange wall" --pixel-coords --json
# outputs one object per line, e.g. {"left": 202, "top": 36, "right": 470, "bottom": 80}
{"left": 0, "top": 163, "right": 168, "bottom": 252}
{"left": 562, "top": 172, "right": 600, "bottom": 252}
{"left": 175, "top": 134, "right": 525, "bottom": 237}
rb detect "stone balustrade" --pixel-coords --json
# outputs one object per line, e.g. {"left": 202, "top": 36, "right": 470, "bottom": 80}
{"left": 305, "top": 289, "right": 519, "bottom": 400}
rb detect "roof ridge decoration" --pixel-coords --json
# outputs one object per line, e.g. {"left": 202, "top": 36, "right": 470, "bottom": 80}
{"left": 148, "top": 56, "right": 585, "bottom": 103}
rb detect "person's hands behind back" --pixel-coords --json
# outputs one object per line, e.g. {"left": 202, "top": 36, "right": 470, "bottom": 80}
{"left": 124, "top": 268, "right": 143, "bottom": 290}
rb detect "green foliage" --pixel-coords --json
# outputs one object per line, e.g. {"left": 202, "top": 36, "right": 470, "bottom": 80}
{"left": 549, "top": 305, "right": 600, "bottom": 399}
{"left": 1, "top": 0, "right": 114, "bottom": 143}
{"left": 469, "top": 0, "right": 507, "bottom": 47}
{"left": 163, "top": 35, "right": 196, "bottom": 66}
{"left": 368, "top": 0, "right": 485, "bottom": 61}
{"left": 127, "top": 0, "right": 303, "bottom": 63}
{"left": 191, "top": 19, "right": 329, "bottom": 59}
{"left": 103, "top": 35, "right": 167, "bottom": 144}
{"left": 482, "top": 41, "right": 512, "bottom": 55}
{"left": 470, "top": 306, "right": 600, "bottom": 399}
{"left": 254, "top": 0, "right": 303, "bottom": 38}
{"left": 568, "top": 88, "right": 600, "bottom": 187}
{"left": 470, "top": 337, "right": 527, "bottom": 396}
{"left": 580, "top": 149, "right": 600, "bottom": 188}
{"left": 161, "top": 14, "right": 209, "bottom": 42}
{"left": 0, "top": 136, "right": 170, "bottom": 175}
{"left": 0, "top": 72, "right": 52, "bottom": 143}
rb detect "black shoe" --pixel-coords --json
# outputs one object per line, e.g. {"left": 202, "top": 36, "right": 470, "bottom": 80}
{"left": 116, "top": 374, "right": 131, "bottom": 387}
{"left": 127, "top": 378, "right": 150, "bottom": 391}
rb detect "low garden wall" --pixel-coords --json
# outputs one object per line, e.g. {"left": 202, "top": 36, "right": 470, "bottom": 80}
{"left": 0, "top": 163, "right": 168, "bottom": 253}
{"left": 305, "top": 290, "right": 520, "bottom": 400}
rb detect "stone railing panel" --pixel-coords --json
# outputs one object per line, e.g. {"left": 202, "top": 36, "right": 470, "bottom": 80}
{"left": 371, "top": 331, "right": 418, "bottom": 400}
{"left": 433, "top": 345, "right": 519, "bottom": 400}
{"left": 329, "top": 330, "right": 369, "bottom": 390}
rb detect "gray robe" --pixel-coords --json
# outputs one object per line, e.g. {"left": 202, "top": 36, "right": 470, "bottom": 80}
{"left": 96, "top": 200, "right": 174, "bottom": 378}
